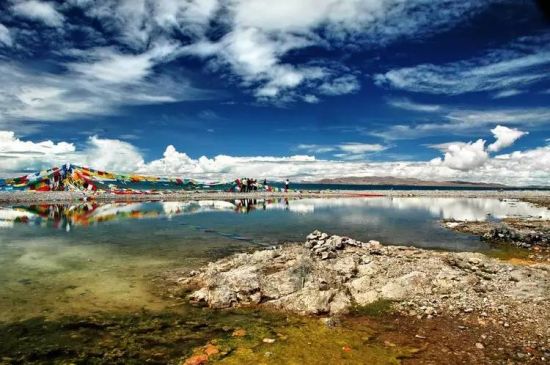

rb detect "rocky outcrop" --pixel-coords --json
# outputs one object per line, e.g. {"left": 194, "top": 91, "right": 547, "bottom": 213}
{"left": 173, "top": 231, "right": 550, "bottom": 322}
{"left": 482, "top": 226, "right": 548, "bottom": 248}
{"left": 443, "top": 218, "right": 549, "bottom": 255}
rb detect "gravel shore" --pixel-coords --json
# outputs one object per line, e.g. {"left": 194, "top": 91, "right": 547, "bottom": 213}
{"left": 0, "top": 189, "right": 548, "bottom": 204}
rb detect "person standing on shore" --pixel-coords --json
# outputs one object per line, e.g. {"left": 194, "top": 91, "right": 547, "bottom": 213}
{"left": 285, "top": 178, "right": 289, "bottom": 192}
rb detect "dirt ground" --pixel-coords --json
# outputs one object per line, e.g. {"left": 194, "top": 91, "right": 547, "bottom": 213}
{"left": 345, "top": 311, "right": 548, "bottom": 365}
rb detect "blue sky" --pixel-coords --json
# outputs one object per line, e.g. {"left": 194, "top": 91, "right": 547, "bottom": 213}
{"left": 0, "top": 0, "right": 549, "bottom": 185}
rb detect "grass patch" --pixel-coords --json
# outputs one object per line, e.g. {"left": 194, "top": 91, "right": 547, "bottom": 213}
{"left": 351, "top": 299, "right": 394, "bottom": 317}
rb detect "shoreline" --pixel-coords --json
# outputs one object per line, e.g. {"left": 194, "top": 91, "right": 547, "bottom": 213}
{"left": 167, "top": 230, "right": 550, "bottom": 363}
{"left": 0, "top": 189, "right": 549, "bottom": 204}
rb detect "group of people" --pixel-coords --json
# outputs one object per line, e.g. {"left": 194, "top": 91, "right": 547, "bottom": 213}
{"left": 234, "top": 178, "right": 290, "bottom": 192}
{"left": 235, "top": 177, "right": 262, "bottom": 192}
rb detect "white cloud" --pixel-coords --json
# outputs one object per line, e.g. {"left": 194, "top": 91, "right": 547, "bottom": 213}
{"left": 1, "top": 130, "right": 548, "bottom": 186}
{"left": 0, "top": 23, "right": 13, "bottom": 47}
{"left": 230, "top": 0, "right": 494, "bottom": 44}
{"left": 0, "top": 43, "right": 208, "bottom": 125}
{"left": 492, "top": 89, "right": 523, "bottom": 99}
{"left": 0, "top": 132, "right": 142, "bottom": 174}
{"left": 430, "top": 139, "right": 489, "bottom": 171}
{"left": 446, "top": 107, "right": 550, "bottom": 125}
{"left": 296, "top": 144, "right": 335, "bottom": 154}
{"left": 488, "top": 125, "right": 528, "bottom": 152}
{"left": 80, "top": 136, "right": 145, "bottom": 171}
{"left": 297, "top": 142, "right": 387, "bottom": 159}
{"left": 0, "top": 0, "right": 522, "bottom": 118}
{"left": 372, "top": 107, "right": 550, "bottom": 140}
{"left": 303, "top": 94, "right": 320, "bottom": 104}
{"left": 11, "top": 0, "right": 64, "bottom": 27}
{"left": 428, "top": 125, "right": 527, "bottom": 171}
{"left": 338, "top": 143, "right": 386, "bottom": 154}
{"left": 318, "top": 75, "right": 360, "bottom": 95}
{"left": 174, "top": 0, "right": 497, "bottom": 101}
{"left": 66, "top": 42, "right": 179, "bottom": 84}
{"left": 375, "top": 34, "right": 550, "bottom": 95}
{"left": 0, "top": 131, "right": 75, "bottom": 172}
{"left": 0, "top": 131, "right": 74, "bottom": 155}
{"left": 387, "top": 97, "right": 441, "bottom": 112}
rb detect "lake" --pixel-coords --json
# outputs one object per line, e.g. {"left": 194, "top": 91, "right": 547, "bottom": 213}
{"left": 0, "top": 196, "right": 547, "bottom": 322}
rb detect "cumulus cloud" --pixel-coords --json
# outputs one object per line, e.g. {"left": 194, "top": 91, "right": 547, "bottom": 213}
{"left": 0, "top": 132, "right": 143, "bottom": 173}
{"left": 375, "top": 34, "right": 550, "bottom": 96}
{"left": 11, "top": 0, "right": 64, "bottom": 27}
{"left": 488, "top": 125, "right": 528, "bottom": 152}
{"left": 428, "top": 125, "right": 527, "bottom": 171}
{"left": 80, "top": 136, "right": 145, "bottom": 172}
{"left": 430, "top": 140, "right": 489, "bottom": 171}
{"left": 3, "top": 126, "right": 544, "bottom": 185}
{"left": 1, "top": 130, "right": 548, "bottom": 186}
{"left": 0, "top": 131, "right": 75, "bottom": 172}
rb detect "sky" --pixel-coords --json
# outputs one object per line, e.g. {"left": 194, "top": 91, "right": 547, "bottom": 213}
{"left": 0, "top": 0, "right": 549, "bottom": 185}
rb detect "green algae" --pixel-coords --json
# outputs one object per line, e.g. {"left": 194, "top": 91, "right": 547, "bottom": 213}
{"left": 0, "top": 305, "right": 416, "bottom": 365}
{"left": 483, "top": 243, "right": 533, "bottom": 261}
{"left": 210, "top": 318, "right": 411, "bottom": 365}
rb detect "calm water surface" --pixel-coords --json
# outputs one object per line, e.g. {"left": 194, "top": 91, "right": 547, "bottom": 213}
{"left": 0, "top": 196, "right": 547, "bottom": 322}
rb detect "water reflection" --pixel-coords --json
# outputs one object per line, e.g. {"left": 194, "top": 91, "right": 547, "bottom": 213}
{"left": 1, "top": 197, "right": 546, "bottom": 231}
{"left": 0, "top": 199, "right": 265, "bottom": 230}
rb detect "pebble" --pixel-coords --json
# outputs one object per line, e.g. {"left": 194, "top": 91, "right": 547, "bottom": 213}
{"left": 232, "top": 329, "right": 246, "bottom": 337}
{"left": 263, "top": 338, "right": 276, "bottom": 344}
{"left": 475, "top": 343, "right": 485, "bottom": 349}
{"left": 183, "top": 354, "right": 208, "bottom": 365}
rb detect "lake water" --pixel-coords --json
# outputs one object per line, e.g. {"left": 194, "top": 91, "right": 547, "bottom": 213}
{"left": 0, "top": 196, "right": 547, "bottom": 323}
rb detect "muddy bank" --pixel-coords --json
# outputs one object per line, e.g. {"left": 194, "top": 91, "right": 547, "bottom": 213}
{"left": 443, "top": 217, "right": 550, "bottom": 261}
{"left": 521, "top": 196, "right": 550, "bottom": 209}
{"left": 1, "top": 189, "right": 548, "bottom": 204}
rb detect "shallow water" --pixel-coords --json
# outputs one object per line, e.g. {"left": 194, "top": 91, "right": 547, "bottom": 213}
{"left": 0, "top": 196, "right": 547, "bottom": 322}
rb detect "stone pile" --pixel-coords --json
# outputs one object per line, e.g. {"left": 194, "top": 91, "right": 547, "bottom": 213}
{"left": 304, "top": 230, "right": 382, "bottom": 259}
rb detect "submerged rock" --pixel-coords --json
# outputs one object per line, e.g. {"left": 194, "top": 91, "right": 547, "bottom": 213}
{"left": 176, "top": 231, "right": 550, "bottom": 318}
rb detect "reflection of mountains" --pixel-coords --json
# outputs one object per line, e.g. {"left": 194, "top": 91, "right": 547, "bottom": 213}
{"left": 0, "top": 199, "right": 289, "bottom": 229}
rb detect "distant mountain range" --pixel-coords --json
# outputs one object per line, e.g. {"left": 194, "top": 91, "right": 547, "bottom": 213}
{"left": 311, "top": 176, "right": 507, "bottom": 187}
